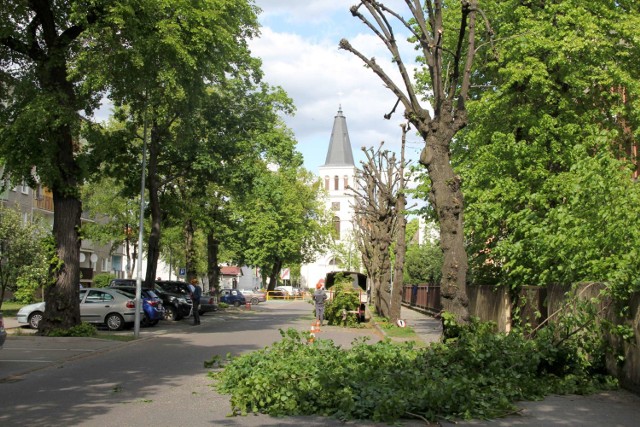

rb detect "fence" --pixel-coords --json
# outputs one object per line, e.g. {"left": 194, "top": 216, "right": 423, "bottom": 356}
{"left": 401, "top": 284, "right": 442, "bottom": 314}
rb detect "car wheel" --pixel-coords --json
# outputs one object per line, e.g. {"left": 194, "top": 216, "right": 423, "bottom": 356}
{"left": 105, "top": 313, "right": 125, "bottom": 331}
{"left": 250, "top": 297, "right": 259, "bottom": 305}
{"left": 28, "top": 311, "right": 43, "bottom": 329}
{"left": 164, "top": 305, "right": 178, "bottom": 321}
{"left": 233, "top": 301, "right": 241, "bottom": 307}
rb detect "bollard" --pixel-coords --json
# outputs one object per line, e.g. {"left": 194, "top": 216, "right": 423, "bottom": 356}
{"left": 245, "top": 302, "right": 251, "bottom": 310}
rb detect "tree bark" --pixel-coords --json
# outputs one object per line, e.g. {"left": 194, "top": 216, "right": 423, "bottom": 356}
{"left": 144, "top": 124, "right": 162, "bottom": 288}
{"left": 389, "top": 124, "right": 409, "bottom": 323}
{"left": 207, "top": 232, "right": 220, "bottom": 293}
{"left": 184, "top": 218, "right": 196, "bottom": 283}
{"left": 42, "top": 166, "right": 82, "bottom": 332}
{"left": 266, "top": 258, "right": 282, "bottom": 292}
{"left": 418, "top": 113, "right": 469, "bottom": 322}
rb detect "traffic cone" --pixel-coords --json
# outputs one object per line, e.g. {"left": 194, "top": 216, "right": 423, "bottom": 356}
{"left": 308, "top": 332, "right": 316, "bottom": 343}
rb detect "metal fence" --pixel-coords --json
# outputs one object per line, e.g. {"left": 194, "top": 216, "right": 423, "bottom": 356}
{"left": 401, "top": 284, "right": 442, "bottom": 314}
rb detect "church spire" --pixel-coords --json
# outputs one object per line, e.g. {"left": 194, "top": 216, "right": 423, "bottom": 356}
{"left": 323, "top": 106, "right": 355, "bottom": 166}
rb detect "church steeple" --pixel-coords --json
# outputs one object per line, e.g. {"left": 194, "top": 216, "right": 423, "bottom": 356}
{"left": 323, "top": 106, "right": 355, "bottom": 166}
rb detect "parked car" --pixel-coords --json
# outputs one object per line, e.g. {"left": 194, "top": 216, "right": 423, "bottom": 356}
{"left": 17, "top": 288, "right": 143, "bottom": 331}
{"left": 198, "top": 294, "right": 218, "bottom": 315}
{"left": 239, "top": 289, "right": 267, "bottom": 304}
{"left": 0, "top": 312, "right": 6, "bottom": 349}
{"left": 219, "top": 289, "right": 246, "bottom": 307}
{"left": 107, "top": 284, "right": 165, "bottom": 327}
{"left": 268, "top": 289, "right": 288, "bottom": 299}
{"left": 154, "top": 280, "right": 193, "bottom": 320}
{"left": 275, "top": 285, "right": 303, "bottom": 297}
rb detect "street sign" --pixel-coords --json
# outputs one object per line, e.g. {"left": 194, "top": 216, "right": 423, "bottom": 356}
{"left": 179, "top": 268, "right": 186, "bottom": 276}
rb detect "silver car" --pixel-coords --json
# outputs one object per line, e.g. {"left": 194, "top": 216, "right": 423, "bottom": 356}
{"left": 17, "top": 288, "right": 142, "bottom": 331}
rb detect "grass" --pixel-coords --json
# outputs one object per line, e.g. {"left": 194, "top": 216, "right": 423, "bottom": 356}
{"left": 0, "top": 301, "right": 24, "bottom": 318}
{"left": 372, "top": 314, "right": 419, "bottom": 339}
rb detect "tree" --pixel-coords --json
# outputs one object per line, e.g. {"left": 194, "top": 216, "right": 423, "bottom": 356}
{"left": 455, "top": 0, "right": 640, "bottom": 301}
{"left": 341, "top": 0, "right": 491, "bottom": 323}
{"left": 403, "top": 240, "right": 443, "bottom": 284}
{"left": 86, "top": 0, "right": 264, "bottom": 288}
{"left": 351, "top": 144, "right": 404, "bottom": 319}
{"left": 0, "top": 207, "right": 48, "bottom": 307}
{"left": 1, "top": 1, "right": 116, "bottom": 332}
{"left": 238, "top": 166, "right": 332, "bottom": 291}
{"left": 81, "top": 177, "right": 140, "bottom": 279}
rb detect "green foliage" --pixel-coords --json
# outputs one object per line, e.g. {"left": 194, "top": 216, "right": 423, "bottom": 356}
{"left": 213, "top": 323, "right": 616, "bottom": 423}
{"left": 324, "top": 279, "right": 361, "bottom": 327}
{"left": 0, "top": 208, "right": 49, "bottom": 306}
{"left": 455, "top": 0, "right": 640, "bottom": 304}
{"left": 92, "top": 273, "right": 115, "bottom": 288}
{"left": 235, "top": 166, "right": 332, "bottom": 282}
{"left": 403, "top": 239, "right": 443, "bottom": 285}
{"left": 47, "top": 322, "right": 98, "bottom": 337}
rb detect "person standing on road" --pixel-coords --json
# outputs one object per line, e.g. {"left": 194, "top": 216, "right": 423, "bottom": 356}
{"left": 313, "top": 282, "right": 328, "bottom": 326}
{"left": 190, "top": 278, "right": 202, "bottom": 325}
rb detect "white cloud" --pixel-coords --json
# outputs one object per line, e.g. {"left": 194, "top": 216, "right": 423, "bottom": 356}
{"left": 250, "top": 22, "right": 419, "bottom": 173}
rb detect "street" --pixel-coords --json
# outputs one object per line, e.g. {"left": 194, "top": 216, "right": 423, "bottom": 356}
{"left": 0, "top": 300, "right": 408, "bottom": 427}
{"left": 2, "top": 301, "right": 640, "bottom": 427}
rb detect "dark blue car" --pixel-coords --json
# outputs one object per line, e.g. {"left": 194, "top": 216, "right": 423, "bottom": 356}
{"left": 219, "top": 289, "right": 246, "bottom": 307}
{"left": 110, "top": 285, "right": 165, "bottom": 327}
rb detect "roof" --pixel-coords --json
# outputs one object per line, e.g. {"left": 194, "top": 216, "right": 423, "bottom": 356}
{"left": 220, "top": 266, "right": 243, "bottom": 276}
{"left": 323, "top": 106, "right": 355, "bottom": 166}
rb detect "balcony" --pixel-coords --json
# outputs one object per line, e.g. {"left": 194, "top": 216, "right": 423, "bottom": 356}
{"left": 35, "top": 194, "right": 54, "bottom": 212}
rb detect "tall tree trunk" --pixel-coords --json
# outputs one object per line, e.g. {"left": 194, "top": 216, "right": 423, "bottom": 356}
{"left": 184, "top": 218, "right": 196, "bottom": 283}
{"left": 42, "top": 167, "right": 82, "bottom": 333}
{"left": 207, "top": 232, "right": 220, "bottom": 293}
{"left": 41, "top": 74, "right": 83, "bottom": 333}
{"left": 267, "top": 258, "right": 283, "bottom": 292}
{"left": 389, "top": 124, "right": 409, "bottom": 323}
{"left": 418, "top": 112, "right": 469, "bottom": 322}
{"left": 144, "top": 125, "right": 162, "bottom": 288}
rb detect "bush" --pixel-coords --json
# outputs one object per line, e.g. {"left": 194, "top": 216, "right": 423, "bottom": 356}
{"left": 92, "top": 273, "right": 116, "bottom": 288}
{"left": 323, "top": 276, "right": 361, "bottom": 327}
{"left": 212, "top": 319, "right": 617, "bottom": 423}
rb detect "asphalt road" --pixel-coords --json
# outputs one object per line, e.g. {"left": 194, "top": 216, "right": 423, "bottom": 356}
{"left": 0, "top": 300, "right": 420, "bottom": 427}
{"left": 1, "top": 301, "right": 639, "bottom": 427}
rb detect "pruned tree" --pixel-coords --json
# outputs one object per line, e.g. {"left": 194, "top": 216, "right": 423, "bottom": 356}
{"left": 351, "top": 143, "right": 405, "bottom": 320}
{"left": 341, "top": 0, "right": 491, "bottom": 323}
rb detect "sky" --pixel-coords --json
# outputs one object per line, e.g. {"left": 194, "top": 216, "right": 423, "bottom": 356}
{"left": 250, "top": 0, "right": 425, "bottom": 173}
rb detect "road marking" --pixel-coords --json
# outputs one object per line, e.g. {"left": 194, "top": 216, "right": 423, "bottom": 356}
{"left": 0, "top": 360, "right": 54, "bottom": 363}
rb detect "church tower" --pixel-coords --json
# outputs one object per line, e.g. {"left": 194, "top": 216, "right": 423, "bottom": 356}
{"left": 301, "top": 107, "right": 358, "bottom": 288}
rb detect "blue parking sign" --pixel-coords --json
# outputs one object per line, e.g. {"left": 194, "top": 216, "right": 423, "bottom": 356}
{"left": 179, "top": 268, "right": 186, "bottom": 276}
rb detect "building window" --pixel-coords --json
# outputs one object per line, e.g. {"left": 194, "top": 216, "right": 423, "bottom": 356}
{"left": 101, "top": 258, "right": 110, "bottom": 272}
{"left": 334, "top": 175, "right": 339, "bottom": 190}
{"left": 333, "top": 215, "right": 341, "bottom": 239}
{"left": 343, "top": 176, "right": 349, "bottom": 189}
{"left": 112, "top": 255, "right": 123, "bottom": 272}
{"left": 332, "top": 202, "right": 340, "bottom": 211}
{"left": 324, "top": 176, "right": 330, "bottom": 191}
